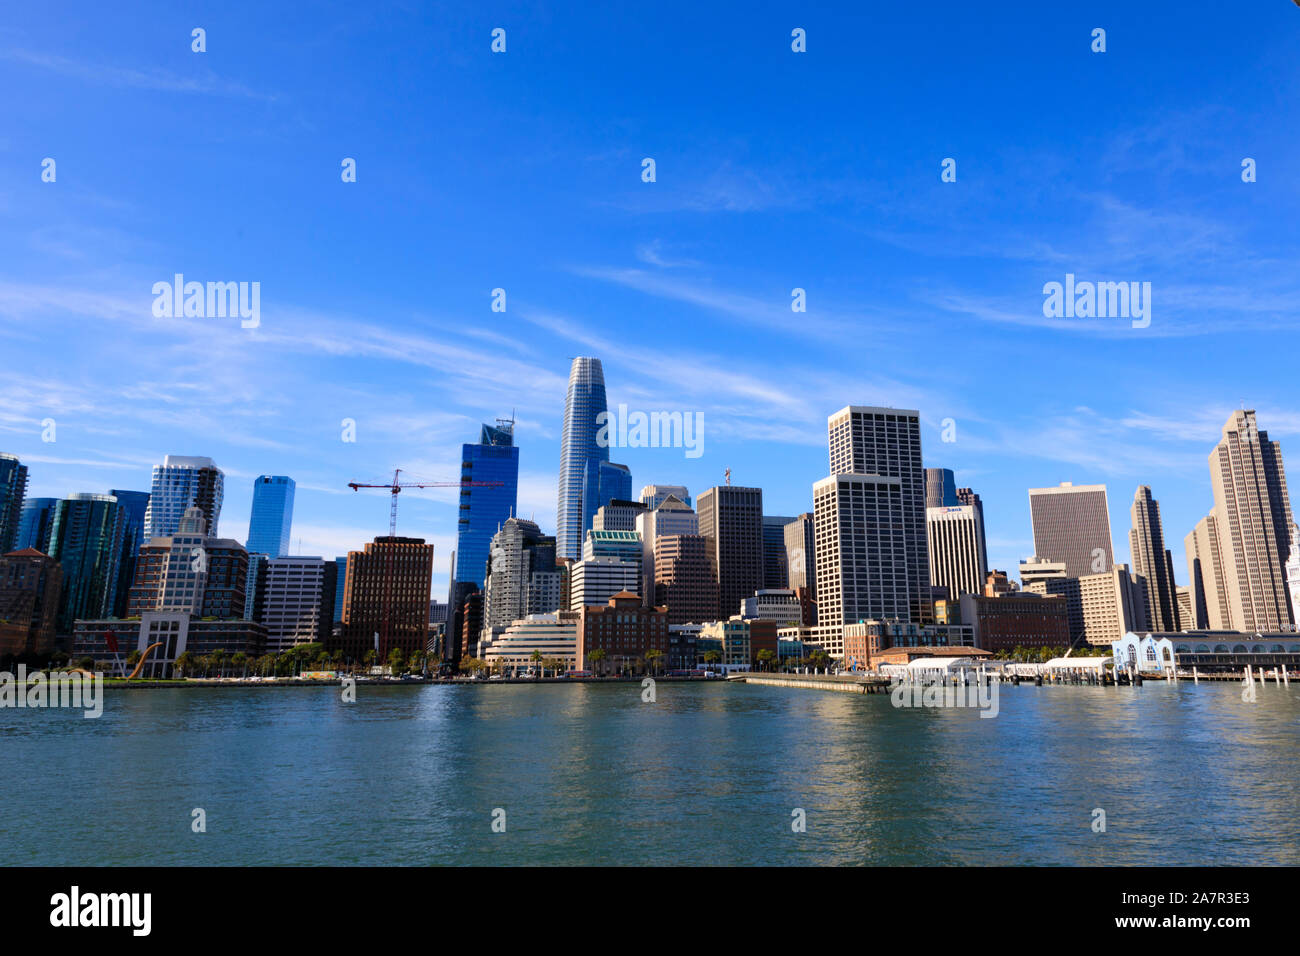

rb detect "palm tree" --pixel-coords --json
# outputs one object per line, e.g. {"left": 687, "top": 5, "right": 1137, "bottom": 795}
{"left": 174, "top": 651, "right": 195, "bottom": 679}
{"left": 232, "top": 652, "right": 248, "bottom": 678}
{"left": 645, "top": 649, "right": 664, "bottom": 676}
{"left": 530, "top": 649, "right": 543, "bottom": 680}
{"left": 589, "top": 648, "right": 606, "bottom": 677}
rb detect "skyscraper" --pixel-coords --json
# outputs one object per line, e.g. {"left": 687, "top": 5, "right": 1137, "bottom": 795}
{"left": 16, "top": 497, "right": 58, "bottom": 553}
{"left": 108, "top": 488, "right": 151, "bottom": 618}
{"left": 258, "top": 556, "right": 336, "bottom": 653}
{"left": 1207, "top": 410, "right": 1294, "bottom": 631}
{"left": 925, "top": 467, "right": 958, "bottom": 508}
{"left": 0, "top": 454, "right": 28, "bottom": 553}
{"left": 1128, "top": 485, "right": 1180, "bottom": 632}
{"left": 696, "top": 484, "right": 764, "bottom": 621}
{"left": 784, "top": 512, "right": 816, "bottom": 602}
{"left": 826, "top": 406, "right": 930, "bottom": 623}
{"left": 481, "top": 518, "right": 560, "bottom": 645}
{"left": 636, "top": 495, "right": 698, "bottom": 606}
{"left": 955, "top": 487, "right": 988, "bottom": 576}
{"left": 1028, "top": 482, "right": 1113, "bottom": 578}
{"left": 246, "top": 476, "right": 295, "bottom": 558}
{"left": 653, "top": 534, "right": 717, "bottom": 625}
{"left": 557, "top": 357, "right": 609, "bottom": 561}
{"left": 927, "top": 505, "right": 987, "bottom": 600}
{"left": 453, "top": 420, "right": 519, "bottom": 587}
{"left": 584, "top": 459, "right": 632, "bottom": 537}
{"left": 762, "top": 515, "right": 794, "bottom": 590}
{"left": 1185, "top": 512, "right": 1230, "bottom": 630}
{"left": 813, "top": 474, "right": 911, "bottom": 654}
{"left": 336, "top": 536, "right": 435, "bottom": 660}
{"left": 47, "top": 493, "right": 126, "bottom": 633}
{"left": 143, "top": 455, "right": 224, "bottom": 539}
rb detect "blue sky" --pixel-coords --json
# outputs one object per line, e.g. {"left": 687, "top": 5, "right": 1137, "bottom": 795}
{"left": 2, "top": 1, "right": 1298, "bottom": 599}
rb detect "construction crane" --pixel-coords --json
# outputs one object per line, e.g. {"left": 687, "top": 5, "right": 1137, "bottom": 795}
{"left": 347, "top": 469, "right": 505, "bottom": 662}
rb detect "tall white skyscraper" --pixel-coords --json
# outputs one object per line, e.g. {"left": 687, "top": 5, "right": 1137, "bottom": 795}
{"left": 825, "top": 406, "right": 929, "bottom": 623}
{"left": 143, "top": 455, "right": 224, "bottom": 540}
{"left": 926, "top": 505, "right": 987, "bottom": 599}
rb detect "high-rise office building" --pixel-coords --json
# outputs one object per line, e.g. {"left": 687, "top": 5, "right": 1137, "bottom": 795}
{"left": 826, "top": 406, "right": 930, "bottom": 623}
{"left": 453, "top": 420, "right": 519, "bottom": 587}
{"left": 640, "top": 485, "right": 691, "bottom": 509}
{"left": 1286, "top": 525, "right": 1300, "bottom": 632}
{"left": 336, "top": 537, "right": 435, "bottom": 661}
{"left": 481, "top": 518, "right": 560, "bottom": 643}
{"left": 763, "top": 515, "right": 794, "bottom": 590}
{"left": 636, "top": 495, "right": 698, "bottom": 606}
{"left": 48, "top": 493, "right": 126, "bottom": 634}
{"left": 926, "top": 505, "right": 987, "bottom": 600}
{"left": 1207, "top": 410, "right": 1294, "bottom": 631}
{"left": 1185, "top": 512, "right": 1230, "bottom": 630}
{"left": 246, "top": 476, "right": 295, "bottom": 558}
{"left": 128, "top": 507, "right": 249, "bottom": 620}
{"left": 557, "top": 357, "right": 610, "bottom": 561}
{"left": 697, "top": 485, "right": 764, "bottom": 621}
{"left": 925, "top": 467, "right": 958, "bottom": 508}
{"left": 584, "top": 459, "right": 632, "bottom": 539}
{"left": 1028, "top": 482, "right": 1113, "bottom": 578}
{"left": 108, "top": 488, "right": 150, "bottom": 618}
{"left": 143, "top": 455, "right": 224, "bottom": 539}
{"left": 258, "top": 556, "right": 336, "bottom": 653}
{"left": 813, "top": 474, "right": 912, "bottom": 633}
{"left": 1019, "top": 556, "right": 1084, "bottom": 641}
{"left": 16, "top": 497, "right": 58, "bottom": 553}
{"left": 1128, "top": 485, "right": 1180, "bottom": 632}
{"left": 653, "top": 534, "right": 717, "bottom": 625}
{"left": 0, "top": 454, "right": 28, "bottom": 553}
{"left": 955, "top": 487, "right": 989, "bottom": 578}
{"left": 784, "top": 513, "right": 815, "bottom": 596}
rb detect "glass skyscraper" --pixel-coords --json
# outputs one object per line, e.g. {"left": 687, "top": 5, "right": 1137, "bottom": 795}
{"left": 454, "top": 421, "right": 519, "bottom": 587}
{"left": 144, "top": 455, "right": 224, "bottom": 539}
{"left": 48, "top": 493, "right": 125, "bottom": 632}
{"left": 557, "top": 357, "right": 609, "bottom": 561}
{"left": 108, "top": 488, "right": 151, "bottom": 617}
{"left": 16, "top": 497, "right": 58, "bottom": 553}
{"left": 0, "top": 453, "right": 28, "bottom": 553}
{"left": 584, "top": 459, "right": 631, "bottom": 535}
{"left": 246, "top": 475, "right": 295, "bottom": 557}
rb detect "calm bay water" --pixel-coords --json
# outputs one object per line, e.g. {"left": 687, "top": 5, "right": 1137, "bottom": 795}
{"left": 4, "top": 680, "right": 1299, "bottom": 866}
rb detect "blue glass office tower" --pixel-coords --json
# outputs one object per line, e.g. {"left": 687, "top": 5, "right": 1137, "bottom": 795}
{"left": 454, "top": 421, "right": 519, "bottom": 587}
{"left": 17, "top": 497, "right": 58, "bottom": 553}
{"left": 333, "top": 556, "right": 348, "bottom": 622}
{"left": 48, "top": 493, "right": 125, "bottom": 632}
{"left": 246, "top": 476, "right": 295, "bottom": 557}
{"left": 108, "top": 489, "right": 151, "bottom": 617}
{"left": 557, "top": 357, "right": 610, "bottom": 561}
{"left": 583, "top": 459, "right": 632, "bottom": 531}
{"left": 0, "top": 453, "right": 28, "bottom": 553}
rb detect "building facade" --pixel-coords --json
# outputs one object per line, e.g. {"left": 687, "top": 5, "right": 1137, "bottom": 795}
{"left": 1128, "top": 485, "right": 1180, "bottom": 632}
{"left": 926, "top": 504, "right": 987, "bottom": 600}
{"left": 0, "top": 454, "right": 29, "bottom": 553}
{"left": 1028, "top": 482, "right": 1113, "bottom": 578}
{"left": 337, "top": 536, "right": 435, "bottom": 660}
{"left": 454, "top": 420, "right": 519, "bottom": 587}
{"left": 696, "top": 484, "right": 764, "bottom": 622}
{"left": 246, "top": 475, "right": 296, "bottom": 558}
{"left": 143, "top": 455, "right": 224, "bottom": 539}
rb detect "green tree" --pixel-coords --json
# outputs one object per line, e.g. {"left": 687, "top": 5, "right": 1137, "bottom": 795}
{"left": 588, "top": 648, "right": 606, "bottom": 676}
{"left": 756, "top": 648, "right": 777, "bottom": 672}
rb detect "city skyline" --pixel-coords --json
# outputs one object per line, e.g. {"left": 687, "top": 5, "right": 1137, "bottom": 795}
{"left": 2, "top": 4, "right": 1298, "bottom": 603}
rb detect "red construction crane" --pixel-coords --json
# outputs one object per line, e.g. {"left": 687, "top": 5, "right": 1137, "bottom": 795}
{"left": 347, "top": 469, "right": 505, "bottom": 663}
